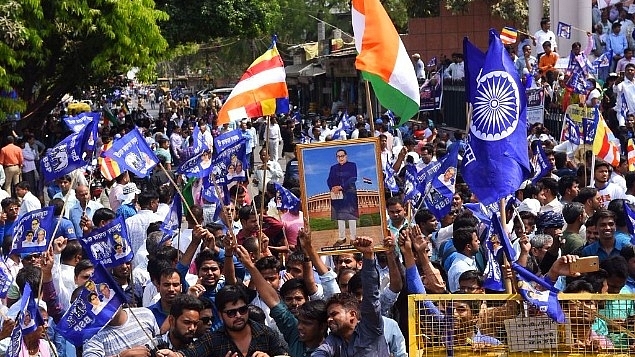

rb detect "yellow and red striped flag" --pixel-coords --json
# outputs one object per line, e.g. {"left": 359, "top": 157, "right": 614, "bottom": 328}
{"left": 628, "top": 138, "right": 635, "bottom": 171}
{"left": 216, "top": 38, "right": 289, "bottom": 125}
{"left": 500, "top": 27, "right": 518, "bottom": 45}
{"left": 592, "top": 110, "right": 620, "bottom": 167}
{"left": 99, "top": 141, "right": 122, "bottom": 181}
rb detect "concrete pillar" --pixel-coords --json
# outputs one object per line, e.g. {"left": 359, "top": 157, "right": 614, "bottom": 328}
{"left": 554, "top": 0, "right": 591, "bottom": 55}
{"left": 528, "top": 0, "right": 542, "bottom": 36}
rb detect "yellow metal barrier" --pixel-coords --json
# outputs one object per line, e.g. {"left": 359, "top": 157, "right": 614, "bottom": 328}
{"left": 408, "top": 293, "right": 635, "bottom": 356}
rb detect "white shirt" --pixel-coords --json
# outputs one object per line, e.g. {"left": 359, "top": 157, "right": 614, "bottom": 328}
{"left": 534, "top": 29, "right": 557, "bottom": 54}
{"left": 615, "top": 76, "right": 635, "bottom": 126}
{"left": 540, "top": 197, "right": 563, "bottom": 213}
{"left": 125, "top": 209, "right": 162, "bottom": 254}
{"left": 253, "top": 160, "right": 284, "bottom": 193}
{"left": 267, "top": 123, "right": 281, "bottom": 140}
{"left": 19, "top": 191, "right": 41, "bottom": 216}
{"left": 444, "top": 62, "right": 465, "bottom": 80}
{"left": 594, "top": 182, "right": 626, "bottom": 208}
{"left": 447, "top": 253, "right": 477, "bottom": 293}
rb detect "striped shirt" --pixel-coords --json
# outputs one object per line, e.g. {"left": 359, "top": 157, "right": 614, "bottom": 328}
{"left": 83, "top": 308, "right": 160, "bottom": 357}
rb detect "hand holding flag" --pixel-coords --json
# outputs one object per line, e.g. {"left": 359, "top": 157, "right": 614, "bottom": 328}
{"left": 557, "top": 22, "right": 572, "bottom": 39}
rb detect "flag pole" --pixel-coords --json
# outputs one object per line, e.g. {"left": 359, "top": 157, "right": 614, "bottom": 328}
{"left": 158, "top": 163, "right": 199, "bottom": 226}
{"left": 582, "top": 104, "right": 588, "bottom": 186}
{"left": 209, "top": 174, "right": 238, "bottom": 244}
{"left": 498, "top": 198, "right": 513, "bottom": 294}
{"left": 258, "top": 117, "right": 272, "bottom": 259}
{"left": 366, "top": 81, "right": 375, "bottom": 133}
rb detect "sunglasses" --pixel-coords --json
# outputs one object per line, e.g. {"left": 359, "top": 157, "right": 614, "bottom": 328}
{"left": 223, "top": 305, "right": 249, "bottom": 318}
{"left": 199, "top": 316, "right": 213, "bottom": 324}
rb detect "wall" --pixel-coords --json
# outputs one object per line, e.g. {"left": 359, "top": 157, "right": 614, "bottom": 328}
{"left": 402, "top": 0, "right": 511, "bottom": 61}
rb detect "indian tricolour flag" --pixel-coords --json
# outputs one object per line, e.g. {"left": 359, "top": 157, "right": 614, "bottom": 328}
{"left": 352, "top": 0, "right": 420, "bottom": 125}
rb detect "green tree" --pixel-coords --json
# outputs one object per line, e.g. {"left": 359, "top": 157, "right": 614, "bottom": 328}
{"left": 445, "top": 0, "right": 533, "bottom": 27}
{"left": 1, "top": 0, "right": 168, "bottom": 123}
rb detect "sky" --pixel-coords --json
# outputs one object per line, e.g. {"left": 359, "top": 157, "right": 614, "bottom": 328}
{"left": 301, "top": 142, "right": 380, "bottom": 197}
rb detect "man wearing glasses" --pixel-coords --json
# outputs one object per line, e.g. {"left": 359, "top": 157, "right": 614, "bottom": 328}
{"left": 160, "top": 285, "right": 288, "bottom": 357}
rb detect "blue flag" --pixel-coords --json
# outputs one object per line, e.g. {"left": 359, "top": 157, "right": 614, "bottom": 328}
{"left": 0, "top": 260, "right": 12, "bottom": 298}
{"left": 160, "top": 193, "right": 183, "bottom": 242}
{"left": 273, "top": 182, "right": 300, "bottom": 211}
{"left": 211, "top": 138, "right": 248, "bottom": 184}
{"left": 566, "top": 52, "right": 594, "bottom": 95}
{"left": 10, "top": 206, "right": 55, "bottom": 255}
{"left": 191, "top": 125, "right": 209, "bottom": 154}
{"left": 7, "top": 283, "right": 44, "bottom": 357}
{"left": 563, "top": 116, "right": 581, "bottom": 145}
{"left": 202, "top": 173, "right": 230, "bottom": 206}
{"left": 624, "top": 201, "right": 635, "bottom": 245}
{"left": 103, "top": 128, "right": 159, "bottom": 178}
{"left": 63, "top": 112, "right": 101, "bottom": 133}
{"left": 41, "top": 117, "right": 98, "bottom": 183}
{"left": 582, "top": 114, "right": 598, "bottom": 145}
{"left": 557, "top": 21, "right": 572, "bottom": 39}
{"left": 78, "top": 216, "right": 133, "bottom": 268}
{"left": 491, "top": 212, "right": 517, "bottom": 264}
{"left": 463, "top": 37, "right": 486, "bottom": 104}
{"left": 513, "top": 262, "right": 565, "bottom": 323}
{"left": 403, "top": 164, "right": 422, "bottom": 203}
{"left": 461, "top": 30, "right": 531, "bottom": 205}
{"left": 530, "top": 140, "right": 553, "bottom": 184}
{"left": 383, "top": 162, "right": 399, "bottom": 193}
{"left": 214, "top": 129, "right": 244, "bottom": 153}
{"left": 332, "top": 113, "right": 351, "bottom": 140}
{"left": 423, "top": 144, "right": 459, "bottom": 220}
{"left": 176, "top": 149, "right": 213, "bottom": 178}
{"left": 592, "top": 50, "right": 612, "bottom": 69}
{"left": 56, "top": 263, "right": 127, "bottom": 346}
{"left": 483, "top": 234, "right": 505, "bottom": 292}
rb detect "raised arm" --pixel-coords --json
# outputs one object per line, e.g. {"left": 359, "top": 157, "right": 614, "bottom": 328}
{"left": 353, "top": 237, "right": 383, "bottom": 338}
{"left": 235, "top": 245, "right": 280, "bottom": 308}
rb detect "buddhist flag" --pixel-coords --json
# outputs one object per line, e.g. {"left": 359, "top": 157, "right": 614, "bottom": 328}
{"left": 628, "top": 138, "right": 635, "bottom": 171}
{"left": 352, "top": 0, "right": 420, "bottom": 125}
{"left": 592, "top": 108, "right": 620, "bottom": 167}
{"left": 99, "top": 141, "right": 122, "bottom": 181}
{"left": 500, "top": 27, "right": 518, "bottom": 45}
{"left": 216, "top": 37, "right": 289, "bottom": 125}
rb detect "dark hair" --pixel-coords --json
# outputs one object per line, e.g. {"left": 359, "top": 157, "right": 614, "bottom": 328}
{"left": 286, "top": 251, "right": 306, "bottom": 266}
{"left": 16, "top": 181, "right": 30, "bottom": 191}
{"left": 215, "top": 284, "right": 249, "bottom": 312}
{"left": 594, "top": 209, "right": 616, "bottom": 227}
{"left": 298, "top": 299, "right": 328, "bottom": 323}
{"left": 607, "top": 199, "right": 628, "bottom": 227}
{"left": 50, "top": 198, "right": 65, "bottom": 216}
{"left": 229, "top": 185, "right": 247, "bottom": 197}
{"left": 578, "top": 269, "right": 609, "bottom": 293}
{"left": 1, "top": 197, "right": 19, "bottom": 211}
{"left": 280, "top": 278, "right": 310, "bottom": 299}
{"left": 248, "top": 304, "right": 266, "bottom": 324}
{"left": 453, "top": 212, "right": 479, "bottom": 230}
{"left": 626, "top": 172, "right": 635, "bottom": 190}
{"left": 538, "top": 177, "right": 558, "bottom": 197}
{"left": 148, "top": 258, "right": 172, "bottom": 284}
{"left": 558, "top": 176, "right": 579, "bottom": 197}
{"left": 452, "top": 227, "right": 477, "bottom": 252}
{"left": 169, "top": 294, "right": 204, "bottom": 319}
{"left": 255, "top": 256, "right": 281, "bottom": 272}
{"left": 458, "top": 270, "right": 483, "bottom": 288}
{"left": 185, "top": 205, "right": 203, "bottom": 225}
{"left": 92, "top": 208, "right": 116, "bottom": 226}
{"left": 159, "top": 267, "right": 181, "bottom": 282}
{"left": 61, "top": 239, "right": 83, "bottom": 263}
{"left": 563, "top": 279, "right": 595, "bottom": 293}
{"left": 238, "top": 205, "right": 257, "bottom": 221}
{"left": 16, "top": 265, "right": 41, "bottom": 296}
{"left": 199, "top": 296, "right": 214, "bottom": 310}
{"left": 414, "top": 209, "right": 435, "bottom": 225}
{"left": 326, "top": 292, "right": 360, "bottom": 317}
{"left": 137, "top": 190, "right": 159, "bottom": 208}
{"left": 601, "top": 255, "right": 629, "bottom": 280}
{"left": 386, "top": 197, "right": 404, "bottom": 208}
{"left": 195, "top": 249, "right": 222, "bottom": 271}
{"left": 541, "top": 18, "right": 550, "bottom": 26}
{"left": 574, "top": 187, "right": 598, "bottom": 205}
{"left": 347, "top": 273, "right": 362, "bottom": 294}
{"left": 562, "top": 202, "right": 584, "bottom": 224}
{"left": 74, "top": 259, "right": 94, "bottom": 278}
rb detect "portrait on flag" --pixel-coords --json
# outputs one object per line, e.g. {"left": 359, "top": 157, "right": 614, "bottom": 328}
{"left": 297, "top": 138, "right": 387, "bottom": 253}
{"left": 56, "top": 264, "right": 127, "bottom": 346}
{"left": 210, "top": 137, "right": 248, "bottom": 189}
{"left": 10, "top": 207, "right": 54, "bottom": 255}
{"left": 41, "top": 118, "right": 98, "bottom": 183}
{"left": 78, "top": 216, "right": 133, "bottom": 268}
{"left": 423, "top": 144, "right": 459, "bottom": 220}
{"left": 103, "top": 128, "right": 159, "bottom": 178}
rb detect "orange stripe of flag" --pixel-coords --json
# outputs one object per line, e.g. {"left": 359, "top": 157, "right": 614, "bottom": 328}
{"left": 221, "top": 83, "right": 288, "bottom": 111}
{"left": 241, "top": 55, "right": 284, "bottom": 81}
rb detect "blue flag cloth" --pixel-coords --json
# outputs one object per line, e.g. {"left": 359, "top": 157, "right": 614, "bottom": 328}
{"left": 78, "top": 216, "right": 133, "bottom": 268}
{"left": 564, "top": 116, "right": 581, "bottom": 145}
{"left": 7, "top": 283, "right": 44, "bottom": 357}
{"left": 160, "top": 193, "right": 183, "bottom": 241}
{"left": 332, "top": 113, "right": 351, "bottom": 139}
{"left": 463, "top": 37, "right": 486, "bottom": 104}
{"left": 103, "top": 128, "right": 159, "bottom": 178}
{"left": 491, "top": 212, "right": 517, "bottom": 264}
{"left": 10, "top": 206, "right": 55, "bottom": 255}
{"left": 56, "top": 263, "right": 127, "bottom": 346}
{"left": 211, "top": 137, "right": 248, "bottom": 184}
{"left": 423, "top": 144, "right": 459, "bottom": 220}
{"left": 461, "top": 30, "right": 531, "bottom": 205}
{"left": 383, "top": 162, "right": 399, "bottom": 193}
{"left": 623, "top": 201, "right": 635, "bottom": 245}
{"left": 41, "top": 117, "right": 98, "bottom": 183}
{"left": 566, "top": 52, "right": 595, "bottom": 94}
{"left": 557, "top": 21, "right": 572, "bottom": 39}
{"left": 530, "top": 140, "right": 554, "bottom": 184}
{"left": 63, "top": 112, "right": 100, "bottom": 132}
{"left": 403, "top": 164, "right": 422, "bottom": 204}
{"left": 202, "top": 173, "right": 230, "bottom": 206}
{"left": 621, "top": 92, "right": 629, "bottom": 118}
{"left": 582, "top": 114, "right": 598, "bottom": 145}
{"left": 512, "top": 262, "right": 565, "bottom": 323}
{"left": 192, "top": 125, "right": 209, "bottom": 155}
{"left": 176, "top": 149, "right": 213, "bottom": 178}
{"left": 214, "top": 129, "right": 244, "bottom": 153}
{"left": 483, "top": 234, "right": 505, "bottom": 292}
{"left": 6, "top": 319, "right": 21, "bottom": 357}
{"left": 463, "top": 202, "right": 496, "bottom": 225}
{"left": 592, "top": 50, "right": 613, "bottom": 68}
{"left": 273, "top": 182, "right": 300, "bottom": 211}
{"left": 0, "top": 260, "right": 13, "bottom": 298}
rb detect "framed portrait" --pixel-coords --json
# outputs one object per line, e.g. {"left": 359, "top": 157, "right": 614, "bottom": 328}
{"left": 296, "top": 138, "right": 388, "bottom": 253}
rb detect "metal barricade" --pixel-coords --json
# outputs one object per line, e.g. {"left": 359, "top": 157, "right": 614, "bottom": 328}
{"left": 408, "top": 293, "right": 635, "bottom": 356}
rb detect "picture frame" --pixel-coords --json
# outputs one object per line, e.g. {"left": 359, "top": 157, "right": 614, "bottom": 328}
{"left": 296, "top": 137, "right": 388, "bottom": 253}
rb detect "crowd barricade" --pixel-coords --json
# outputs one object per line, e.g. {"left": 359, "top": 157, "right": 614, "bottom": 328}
{"left": 408, "top": 293, "right": 635, "bottom": 356}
